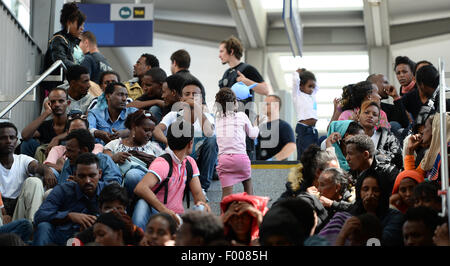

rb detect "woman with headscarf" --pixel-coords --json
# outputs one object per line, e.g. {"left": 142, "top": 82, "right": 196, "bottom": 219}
{"left": 390, "top": 170, "right": 424, "bottom": 214}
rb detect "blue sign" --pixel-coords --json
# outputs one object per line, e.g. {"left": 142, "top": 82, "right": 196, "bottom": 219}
{"left": 119, "top": 7, "right": 132, "bottom": 19}
{"left": 282, "top": 0, "right": 302, "bottom": 57}
{"left": 78, "top": 4, "right": 154, "bottom": 47}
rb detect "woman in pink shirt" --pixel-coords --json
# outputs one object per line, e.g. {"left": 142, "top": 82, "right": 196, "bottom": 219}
{"left": 215, "top": 88, "right": 259, "bottom": 199}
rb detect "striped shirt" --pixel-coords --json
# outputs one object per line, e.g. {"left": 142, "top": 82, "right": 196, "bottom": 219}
{"left": 317, "top": 211, "right": 353, "bottom": 245}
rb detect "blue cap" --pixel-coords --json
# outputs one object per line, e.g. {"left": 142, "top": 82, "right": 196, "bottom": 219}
{"left": 230, "top": 82, "right": 257, "bottom": 100}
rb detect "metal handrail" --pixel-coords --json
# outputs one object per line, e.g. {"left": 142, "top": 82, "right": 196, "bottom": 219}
{"left": 438, "top": 58, "right": 448, "bottom": 217}
{"left": 0, "top": 60, "right": 66, "bottom": 118}
{"left": 438, "top": 58, "right": 450, "bottom": 239}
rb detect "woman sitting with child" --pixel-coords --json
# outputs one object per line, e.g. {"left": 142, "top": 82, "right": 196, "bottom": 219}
{"left": 104, "top": 110, "right": 164, "bottom": 196}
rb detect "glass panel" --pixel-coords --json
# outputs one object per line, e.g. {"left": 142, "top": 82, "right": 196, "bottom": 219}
{"left": 2, "top": 0, "right": 30, "bottom": 32}
{"left": 2, "top": 0, "right": 13, "bottom": 9}
{"left": 286, "top": 72, "right": 370, "bottom": 89}
{"left": 261, "top": 0, "right": 363, "bottom": 11}
{"left": 279, "top": 54, "right": 369, "bottom": 72}
{"left": 317, "top": 103, "right": 335, "bottom": 117}
{"left": 315, "top": 88, "right": 343, "bottom": 103}
{"left": 17, "top": 3, "right": 30, "bottom": 32}
{"left": 314, "top": 72, "right": 370, "bottom": 87}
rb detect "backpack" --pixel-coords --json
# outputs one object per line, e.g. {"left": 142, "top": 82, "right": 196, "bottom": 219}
{"left": 152, "top": 153, "right": 194, "bottom": 208}
{"left": 219, "top": 63, "right": 250, "bottom": 90}
{"left": 219, "top": 62, "right": 255, "bottom": 114}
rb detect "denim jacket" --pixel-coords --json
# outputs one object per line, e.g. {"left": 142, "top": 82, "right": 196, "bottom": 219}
{"left": 58, "top": 153, "right": 122, "bottom": 185}
{"left": 34, "top": 181, "right": 106, "bottom": 231}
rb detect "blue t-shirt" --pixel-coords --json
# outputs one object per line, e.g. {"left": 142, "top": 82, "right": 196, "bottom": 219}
{"left": 256, "top": 119, "right": 295, "bottom": 160}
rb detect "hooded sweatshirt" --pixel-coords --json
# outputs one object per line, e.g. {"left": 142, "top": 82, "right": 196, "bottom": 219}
{"left": 327, "top": 120, "right": 353, "bottom": 171}
{"left": 391, "top": 170, "right": 424, "bottom": 213}
{"left": 220, "top": 192, "right": 269, "bottom": 243}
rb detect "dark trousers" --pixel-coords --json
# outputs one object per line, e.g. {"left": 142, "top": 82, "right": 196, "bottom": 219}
{"left": 295, "top": 123, "right": 319, "bottom": 161}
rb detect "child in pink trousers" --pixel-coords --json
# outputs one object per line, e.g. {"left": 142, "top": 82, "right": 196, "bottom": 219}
{"left": 214, "top": 87, "right": 259, "bottom": 199}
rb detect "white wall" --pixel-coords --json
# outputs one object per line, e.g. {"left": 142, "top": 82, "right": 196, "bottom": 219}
{"left": 114, "top": 33, "right": 230, "bottom": 109}
{"left": 391, "top": 33, "right": 450, "bottom": 87}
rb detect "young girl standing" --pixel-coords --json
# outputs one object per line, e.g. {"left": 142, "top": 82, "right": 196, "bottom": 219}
{"left": 293, "top": 68, "right": 319, "bottom": 160}
{"left": 215, "top": 88, "right": 260, "bottom": 199}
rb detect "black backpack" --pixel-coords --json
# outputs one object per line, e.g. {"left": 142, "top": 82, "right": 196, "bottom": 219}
{"left": 219, "top": 62, "right": 255, "bottom": 114}
{"left": 152, "top": 153, "right": 194, "bottom": 208}
{"left": 219, "top": 63, "right": 250, "bottom": 90}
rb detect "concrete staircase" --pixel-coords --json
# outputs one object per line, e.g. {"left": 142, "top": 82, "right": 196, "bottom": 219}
{"left": 187, "top": 161, "right": 299, "bottom": 215}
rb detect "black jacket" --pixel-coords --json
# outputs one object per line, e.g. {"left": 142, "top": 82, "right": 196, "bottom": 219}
{"left": 374, "top": 127, "right": 403, "bottom": 171}
{"left": 381, "top": 99, "right": 410, "bottom": 128}
{"left": 44, "top": 30, "right": 80, "bottom": 71}
{"left": 351, "top": 157, "right": 400, "bottom": 193}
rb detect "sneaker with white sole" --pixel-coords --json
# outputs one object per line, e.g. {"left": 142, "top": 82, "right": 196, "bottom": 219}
{"left": 202, "top": 188, "right": 209, "bottom": 202}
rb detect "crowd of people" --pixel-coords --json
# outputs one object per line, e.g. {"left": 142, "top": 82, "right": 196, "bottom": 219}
{"left": 0, "top": 2, "right": 449, "bottom": 247}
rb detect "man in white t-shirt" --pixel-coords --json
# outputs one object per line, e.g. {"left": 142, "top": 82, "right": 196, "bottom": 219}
{"left": 0, "top": 122, "right": 56, "bottom": 223}
{"left": 153, "top": 79, "right": 218, "bottom": 194}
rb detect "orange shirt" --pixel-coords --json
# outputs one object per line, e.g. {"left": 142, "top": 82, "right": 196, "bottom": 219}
{"left": 404, "top": 154, "right": 426, "bottom": 176}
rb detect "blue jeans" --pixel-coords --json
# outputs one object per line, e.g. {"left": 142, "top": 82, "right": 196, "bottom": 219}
{"left": 149, "top": 105, "right": 163, "bottom": 124}
{"left": 32, "top": 222, "right": 77, "bottom": 246}
{"left": 20, "top": 138, "right": 40, "bottom": 158}
{"left": 191, "top": 136, "right": 218, "bottom": 191}
{"left": 131, "top": 199, "right": 159, "bottom": 231}
{"left": 296, "top": 123, "right": 318, "bottom": 161}
{"left": 124, "top": 168, "right": 147, "bottom": 198}
{"left": 0, "top": 218, "right": 33, "bottom": 242}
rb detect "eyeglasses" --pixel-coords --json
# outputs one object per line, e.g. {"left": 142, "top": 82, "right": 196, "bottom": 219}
{"left": 68, "top": 113, "right": 87, "bottom": 121}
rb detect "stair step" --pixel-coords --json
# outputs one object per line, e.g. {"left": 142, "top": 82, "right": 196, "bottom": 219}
{"left": 185, "top": 162, "right": 298, "bottom": 216}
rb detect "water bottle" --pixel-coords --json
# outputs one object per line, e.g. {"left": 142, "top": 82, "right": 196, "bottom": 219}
{"left": 192, "top": 204, "right": 205, "bottom": 212}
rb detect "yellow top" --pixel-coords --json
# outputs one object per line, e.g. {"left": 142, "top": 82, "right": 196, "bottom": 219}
{"left": 124, "top": 80, "right": 144, "bottom": 101}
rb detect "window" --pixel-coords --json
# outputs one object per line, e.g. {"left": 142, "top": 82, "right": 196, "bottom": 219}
{"left": 280, "top": 52, "right": 369, "bottom": 134}
{"left": 2, "top": 0, "right": 31, "bottom": 33}
{"left": 261, "top": 0, "right": 363, "bottom": 12}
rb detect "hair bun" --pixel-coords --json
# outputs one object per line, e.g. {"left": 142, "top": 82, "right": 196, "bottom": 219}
{"left": 63, "top": 2, "right": 79, "bottom": 11}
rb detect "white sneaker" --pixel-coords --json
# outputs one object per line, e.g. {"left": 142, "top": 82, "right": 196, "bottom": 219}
{"left": 202, "top": 189, "right": 209, "bottom": 202}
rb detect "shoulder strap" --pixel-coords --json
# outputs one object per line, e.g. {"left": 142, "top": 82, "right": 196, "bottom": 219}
{"left": 183, "top": 159, "right": 194, "bottom": 208}
{"left": 48, "top": 34, "right": 69, "bottom": 45}
{"left": 152, "top": 153, "right": 173, "bottom": 204}
{"left": 236, "top": 62, "right": 249, "bottom": 73}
